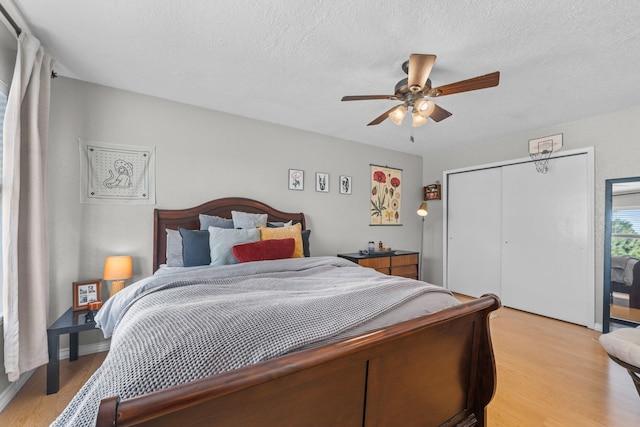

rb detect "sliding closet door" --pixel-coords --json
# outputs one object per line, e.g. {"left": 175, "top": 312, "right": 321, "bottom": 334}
{"left": 446, "top": 168, "right": 502, "bottom": 298}
{"left": 500, "top": 154, "right": 590, "bottom": 325}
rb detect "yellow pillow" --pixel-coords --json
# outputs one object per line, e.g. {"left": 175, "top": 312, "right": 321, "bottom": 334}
{"left": 259, "top": 223, "right": 304, "bottom": 258}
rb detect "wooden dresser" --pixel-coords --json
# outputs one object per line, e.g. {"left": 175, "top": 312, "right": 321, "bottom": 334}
{"left": 337, "top": 250, "right": 419, "bottom": 280}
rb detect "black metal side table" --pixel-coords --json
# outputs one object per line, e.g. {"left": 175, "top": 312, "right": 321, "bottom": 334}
{"left": 46, "top": 307, "right": 98, "bottom": 394}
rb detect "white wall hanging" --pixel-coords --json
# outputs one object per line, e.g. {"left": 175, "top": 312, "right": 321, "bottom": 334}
{"left": 79, "top": 138, "right": 156, "bottom": 204}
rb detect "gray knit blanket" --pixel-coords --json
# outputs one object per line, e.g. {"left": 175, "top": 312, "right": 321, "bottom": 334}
{"left": 52, "top": 257, "right": 451, "bottom": 426}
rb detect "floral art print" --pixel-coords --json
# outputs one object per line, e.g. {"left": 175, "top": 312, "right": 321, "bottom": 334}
{"left": 370, "top": 165, "right": 402, "bottom": 225}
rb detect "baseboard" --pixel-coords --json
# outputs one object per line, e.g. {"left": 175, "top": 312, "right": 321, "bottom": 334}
{"left": 0, "top": 340, "right": 110, "bottom": 412}
{"left": 59, "top": 340, "right": 111, "bottom": 360}
{"left": 0, "top": 369, "right": 34, "bottom": 413}
{"left": 593, "top": 322, "right": 603, "bottom": 332}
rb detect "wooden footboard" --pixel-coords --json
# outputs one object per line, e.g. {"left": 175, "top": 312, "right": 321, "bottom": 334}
{"left": 96, "top": 294, "right": 500, "bottom": 427}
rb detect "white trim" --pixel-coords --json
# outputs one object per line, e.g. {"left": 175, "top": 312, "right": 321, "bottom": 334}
{"left": 442, "top": 147, "right": 596, "bottom": 329}
{"left": 0, "top": 369, "right": 34, "bottom": 412}
{"left": 0, "top": 340, "right": 110, "bottom": 412}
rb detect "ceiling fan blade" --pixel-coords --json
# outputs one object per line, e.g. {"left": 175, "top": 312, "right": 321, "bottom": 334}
{"left": 408, "top": 54, "right": 436, "bottom": 92}
{"left": 341, "top": 95, "right": 398, "bottom": 101}
{"left": 429, "top": 103, "right": 453, "bottom": 122}
{"left": 367, "top": 105, "right": 404, "bottom": 126}
{"left": 429, "top": 71, "right": 500, "bottom": 97}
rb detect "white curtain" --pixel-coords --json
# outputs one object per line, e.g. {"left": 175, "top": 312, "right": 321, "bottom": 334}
{"left": 2, "top": 32, "right": 53, "bottom": 382}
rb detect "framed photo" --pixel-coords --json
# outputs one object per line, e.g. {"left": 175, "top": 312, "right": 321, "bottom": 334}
{"left": 316, "top": 172, "right": 329, "bottom": 192}
{"left": 73, "top": 279, "right": 102, "bottom": 311}
{"left": 424, "top": 183, "right": 441, "bottom": 200}
{"left": 288, "top": 169, "right": 304, "bottom": 190}
{"left": 370, "top": 164, "right": 402, "bottom": 225}
{"left": 340, "top": 175, "right": 352, "bottom": 194}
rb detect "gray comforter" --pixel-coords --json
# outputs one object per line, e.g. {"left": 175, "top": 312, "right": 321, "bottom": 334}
{"left": 53, "top": 257, "right": 454, "bottom": 426}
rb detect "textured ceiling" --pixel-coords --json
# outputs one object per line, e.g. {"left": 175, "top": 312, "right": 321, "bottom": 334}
{"left": 8, "top": 0, "right": 640, "bottom": 156}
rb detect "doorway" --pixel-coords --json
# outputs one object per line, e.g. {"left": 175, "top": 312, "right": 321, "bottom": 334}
{"left": 603, "top": 177, "right": 640, "bottom": 333}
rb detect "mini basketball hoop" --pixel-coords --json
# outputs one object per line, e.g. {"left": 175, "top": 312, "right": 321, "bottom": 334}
{"left": 528, "top": 134, "right": 563, "bottom": 174}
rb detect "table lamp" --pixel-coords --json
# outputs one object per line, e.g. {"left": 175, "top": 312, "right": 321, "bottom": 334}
{"left": 103, "top": 255, "right": 132, "bottom": 297}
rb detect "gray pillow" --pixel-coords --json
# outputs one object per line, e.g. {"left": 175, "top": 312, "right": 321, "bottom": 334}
{"left": 231, "top": 211, "right": 268, "bottom": 229}
{"left": 166, "top": 229, "right": 184, "bottom": 267}
{"left": 179, "top": 228, "right": 211, "bottom": 267}
{"left": 209, "top": 226, "right": 260, "bottom": 265}
{"left": 199, "top": 214, "right": 234, "bottom": 230}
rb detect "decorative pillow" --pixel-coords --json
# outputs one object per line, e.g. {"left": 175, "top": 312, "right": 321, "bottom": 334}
{"left": 301, "top": 229, "right": 311, "bottom": 257}
{"left": 179, "top": 228, "right": 211, "bottom": 267}
{"left": 209, "top": 226, "right": 260, "bottom": 265}
{"left": 166, "top": 229, "right": 184, "bottom": 267}
{"left": 267, "top": 220, "right": 293, "bottom": 228}
{"left": 199, "top": 214, "right": 234, "bottom": 230}
{"left": 232, "top": 238, "right": 295, "bottom": 263}
{"left": 259, "top": 222, "right": 304, "bottom": 258}
{"left": 231, "top": 211, "right": 268, "bottom": 229}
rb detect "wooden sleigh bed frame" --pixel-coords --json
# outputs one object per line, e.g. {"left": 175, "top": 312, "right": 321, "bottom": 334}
{"left": 96, "top": 197, "right": 500, "bottom": 427}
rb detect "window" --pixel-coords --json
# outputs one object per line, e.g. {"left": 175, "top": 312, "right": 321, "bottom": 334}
{"left": 612, "top": 208, "right": 640, "bottom": 258}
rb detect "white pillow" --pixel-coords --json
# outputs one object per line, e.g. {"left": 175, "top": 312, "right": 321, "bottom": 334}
{"left": 231, "top": 210, "right": 268, "bottom": 229}
{"left": 208, "top": 226, "right": 260, "bottom": 265}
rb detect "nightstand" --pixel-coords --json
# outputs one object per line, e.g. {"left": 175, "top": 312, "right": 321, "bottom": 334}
{"left": 337, "top": 250, "right": 419, "bottom": 279}
{"left": 46, "top": 307, "right": 98, "bottom": 394}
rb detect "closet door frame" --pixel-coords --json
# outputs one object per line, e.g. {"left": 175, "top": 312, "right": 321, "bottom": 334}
{"left": 442, "top": 147, "right": 595, "bottom": 329}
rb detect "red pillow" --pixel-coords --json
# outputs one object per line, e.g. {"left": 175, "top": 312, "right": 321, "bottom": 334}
{"left": 232, "top": 238, "right": 295, "bottom": 263}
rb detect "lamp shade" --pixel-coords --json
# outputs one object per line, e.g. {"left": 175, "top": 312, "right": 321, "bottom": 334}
{"left": 411, "top": 111, "right": 427, "bottom": 127}
{"left": 417, "top": 201, "right": 428, "bottom": 217}
{"left": 389, "top": 105, "right": 408, "bottom": 125}
{"left": 103, "top": 255, "right": 132, "bottom": 281}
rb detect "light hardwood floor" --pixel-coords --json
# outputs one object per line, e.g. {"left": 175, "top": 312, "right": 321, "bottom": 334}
{"left": 1, "top": 298, "right": 639, "bottom": 426}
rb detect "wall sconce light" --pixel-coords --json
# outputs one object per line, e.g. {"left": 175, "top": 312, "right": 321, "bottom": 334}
{"left": 103, "top": 255, "right": 132, "bottom": 297}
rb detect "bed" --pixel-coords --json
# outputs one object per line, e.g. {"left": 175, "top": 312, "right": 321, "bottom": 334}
{"left": 55, "top": 197, "right": 500, "bottom": 427}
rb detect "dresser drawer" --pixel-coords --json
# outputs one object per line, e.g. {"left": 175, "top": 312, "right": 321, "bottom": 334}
{"left": 392, "top": 264, "right": 418, "bottom": 279}
{"left": 391, "top": 254, "right": 419, "bottom": 267}
{"left": 358, "top": 257, "right": 390, "bottom": 269}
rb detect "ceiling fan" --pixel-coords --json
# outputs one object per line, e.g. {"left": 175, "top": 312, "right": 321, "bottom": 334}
{"left": 341, "top": 54, "right": 500, "bottom": 127}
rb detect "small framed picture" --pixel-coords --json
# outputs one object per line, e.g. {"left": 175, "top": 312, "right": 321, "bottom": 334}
{"left": 316, "top": 172, "right": 329, "bottom": 192}
{"left": 288, "top": 169, "right": 304, "bottom": 190}
{"left": 340, "top": 175, "right": 352, "bottom": 194}
{"left": 73, "top": 279, "right": 102, "bottom": 311}
{"left": 424, "top": 183, "right": 441, "bottom": 200}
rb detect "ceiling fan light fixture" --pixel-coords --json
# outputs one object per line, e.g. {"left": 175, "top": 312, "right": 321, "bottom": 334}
{"left": 389, "top": 105, "right": 408, "bottom": 125}
{"left": 412, "top": 111, "right": 427, "bottom": 127}
{"left": 414, "top": 99, "right": 436, "bottom": 118}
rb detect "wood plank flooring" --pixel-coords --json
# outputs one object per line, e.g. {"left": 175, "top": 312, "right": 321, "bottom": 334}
{"left": 1, "top": 297, "right": 639, "bottom": 426}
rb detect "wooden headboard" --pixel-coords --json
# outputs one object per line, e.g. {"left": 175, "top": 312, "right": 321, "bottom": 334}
{"left": 153, "top": 197, "right": 306, "bottom": 272}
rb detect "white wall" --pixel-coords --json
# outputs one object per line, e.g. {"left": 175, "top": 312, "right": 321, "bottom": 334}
{"left": 422, "top": 105, "right": 640, "bottom": 325}
{"left": 46, "top": 77, "right": 424, "bottom": 340}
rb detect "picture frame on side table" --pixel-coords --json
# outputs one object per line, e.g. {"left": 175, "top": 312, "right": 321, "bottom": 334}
{"left": 72, "top": 279, "right": 102, "bottom": 311}
{"left": 288, "top": 169, "right": 304, "bottom": 190}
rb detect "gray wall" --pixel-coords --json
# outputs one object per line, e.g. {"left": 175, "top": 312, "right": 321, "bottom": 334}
{"left": 45, "top": 76, "right": 424, "bottom": 335}
{"left": 1, "top": 76, "right": 424, "bottom": 397}
{"left": 421, "top": 105, "right": 640, "bottom": 326}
